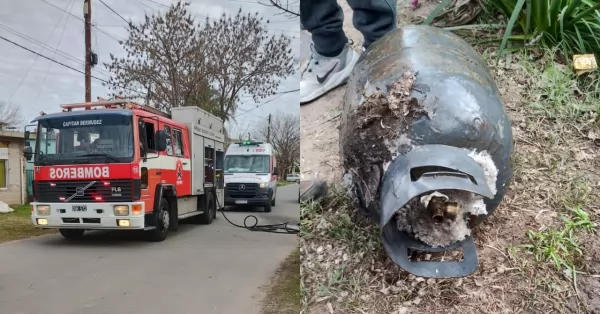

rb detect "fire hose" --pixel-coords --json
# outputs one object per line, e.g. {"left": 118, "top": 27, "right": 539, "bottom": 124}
{"left": 214, "top": 191, "right": 299, "bottom": 235}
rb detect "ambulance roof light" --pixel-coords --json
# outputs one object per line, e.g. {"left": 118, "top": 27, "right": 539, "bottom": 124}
{"left": 235, "top": 141, "right": 263, "bottom": 146}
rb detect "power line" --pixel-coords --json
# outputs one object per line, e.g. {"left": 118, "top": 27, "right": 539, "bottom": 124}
{"left": 8, "top": 0, "right": 74, "bottom": 102}
{"left": 237, "top": 88, "right": 300, "bottom": 99}
{"left": 0, "top": 23, "right": 112, "bottom": 78}
{"left": 39, "top": 0, "right": 123, "bottom": 43}
{"left": 142, "top": 0, "right": 298, "bottom": 37}
{"left": 98, "top": 0, "right": 131, "bottom": 26}
{"left": 33, "top": 0, "right": 78, "bottom": 107}
{"left": 0, "top": 34, "right": 144, "bottom": 95}
{"left": 234, "top": 88, "right": 298, "bottom": 119}
{"left": 132, "top": 0, "right": 160, "bottom": 14}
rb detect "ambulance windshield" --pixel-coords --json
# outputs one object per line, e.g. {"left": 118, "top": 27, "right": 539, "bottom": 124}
{"left": 224, "top": 155, "right": 269, "bottom": 173}
{"left": 34, "top": 113, "right": 134, "bottom": 165}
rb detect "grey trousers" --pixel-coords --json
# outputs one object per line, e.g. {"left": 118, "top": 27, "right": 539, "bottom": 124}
{"left": 300, "top": 0, "right": 397, "bottom": 57}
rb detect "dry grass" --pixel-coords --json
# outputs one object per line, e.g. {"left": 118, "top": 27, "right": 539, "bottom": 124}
{"left": 262, "top": 248, "right": 301, "bottom": 314}
{"left": 0, "top": 204, "right": 55, "bottom": 243}
{"left": 300, "top": 45, "right": 600, "bottom": 314}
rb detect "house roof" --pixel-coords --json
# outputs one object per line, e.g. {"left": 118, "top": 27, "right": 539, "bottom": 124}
{"left": 0, "top": 130, "right": 25, "bottom": 139}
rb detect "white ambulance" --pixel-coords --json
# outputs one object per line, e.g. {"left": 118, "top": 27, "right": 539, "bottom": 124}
{"left": 223, "top": 141, "right": 279, "bottom": 212}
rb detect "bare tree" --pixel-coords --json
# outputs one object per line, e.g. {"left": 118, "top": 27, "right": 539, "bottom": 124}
{"left": 200, "top": 9, "right": 295, "bottom": 122}
{"left": 225, "top": 120, "right": 253, "bottom": 148}
{"left": 0, "top": 101, "right": 23, "bottom": 129}
{"left": 253, "top": 112, "right": 299, "bottom": 179}
{"left": 259, "top": 0, "right": 299, "bottom": 17}
{"left": 105, "top": 4, "right": 294, "bottom": 122}
{"left": 104, "top": 3, "right": 218, "bottom": 115}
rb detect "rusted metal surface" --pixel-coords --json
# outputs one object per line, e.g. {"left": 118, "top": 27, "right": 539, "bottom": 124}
{"left": 444, "top": 202, "right": 459, "bottom": 221}
{"left": 428, "top": 197, "right": 446, "bottom": 224}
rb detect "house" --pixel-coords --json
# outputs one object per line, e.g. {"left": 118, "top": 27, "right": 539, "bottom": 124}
{"left": 0, "top": 130, "right": 26, "bottom": 205}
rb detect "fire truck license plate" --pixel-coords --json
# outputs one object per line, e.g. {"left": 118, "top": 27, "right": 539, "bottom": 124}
{"left": 72, "top": 205, "right": 87, "bottom": 212}
{"left": 235, "top": 200, "right": 248, "bottom": 204}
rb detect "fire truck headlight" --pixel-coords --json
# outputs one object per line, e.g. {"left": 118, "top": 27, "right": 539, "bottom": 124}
{"left": 259, "top": 182, "right": 267, "bottom": 188}
{"left": 113, "top": 205, "right": 129, "bottom": 216}
{"left": 36, "top": 205, "right": 51, "bottom": 216}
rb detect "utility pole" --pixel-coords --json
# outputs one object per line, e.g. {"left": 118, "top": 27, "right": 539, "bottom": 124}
{"left": 266, "top": 113, "right": 272, "bottom": 143}
{"left": 84, "top": 0, "right": 92, "bottom": 103}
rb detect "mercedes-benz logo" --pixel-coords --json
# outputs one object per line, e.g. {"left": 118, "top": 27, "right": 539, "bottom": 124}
{"left": 239, "top": 184, "right": 246, "bottom": 191}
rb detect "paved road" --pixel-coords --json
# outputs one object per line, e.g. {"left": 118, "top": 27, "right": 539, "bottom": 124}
{"left": 0, "top": 185, "right": 299, "bottom": 314}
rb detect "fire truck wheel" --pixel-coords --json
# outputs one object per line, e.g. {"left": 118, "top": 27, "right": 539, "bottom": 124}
{"left": 197, "top": 194, "right": 215, "bottom": 225}
{"left": 59, "top": 228, "right": 85, "bottom": 239}
{"left": 147, "top": 198, "right": 169, "bottom": 242}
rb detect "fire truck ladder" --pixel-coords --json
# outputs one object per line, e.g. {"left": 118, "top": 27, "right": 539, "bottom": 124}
{"left": 60, "top": 97, "right": 170, "bottom": 118}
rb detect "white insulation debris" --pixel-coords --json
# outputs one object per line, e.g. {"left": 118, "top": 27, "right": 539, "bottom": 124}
{"left": 395, "top": 149, "right": 499, "bottom": 247}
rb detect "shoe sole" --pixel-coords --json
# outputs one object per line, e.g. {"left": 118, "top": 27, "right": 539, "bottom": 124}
{"left": 300, "top": 49, "right": 360, "bottom": 104}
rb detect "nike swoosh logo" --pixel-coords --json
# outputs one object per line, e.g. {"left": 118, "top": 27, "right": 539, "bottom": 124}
{"left": 317, "top": 62, "right": 338, "bottom": 84}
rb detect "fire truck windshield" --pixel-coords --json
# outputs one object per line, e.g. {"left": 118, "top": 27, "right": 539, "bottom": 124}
{"left": 34, "top": 113, "right": 134, "bottom": 165}
{"left": 224, "top": 155, "right": 270, "bottom": 173}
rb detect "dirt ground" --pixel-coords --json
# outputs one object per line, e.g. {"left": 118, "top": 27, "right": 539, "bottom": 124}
{"left": 300, "top": 0, "right": 600, "bottom": 313}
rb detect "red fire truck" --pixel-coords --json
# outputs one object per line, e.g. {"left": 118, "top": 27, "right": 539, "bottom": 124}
{"left": 23, "top": 99, "right": 225, "bottom": 241}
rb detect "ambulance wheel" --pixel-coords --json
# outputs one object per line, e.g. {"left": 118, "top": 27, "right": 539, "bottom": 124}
{"left": 59, "top": 229, "right": 85, "bottom": 239}
{"left": 147, "top": 198, "right": 169, "bottom": 242}
{"left": 271, "top": 193, "right": 276, "bottom": 206}
{"left": 197, "top": 194, "right": 215, "bottom": 225}
{"left": 264, "top": 195, "right": 272, "bottom": 213}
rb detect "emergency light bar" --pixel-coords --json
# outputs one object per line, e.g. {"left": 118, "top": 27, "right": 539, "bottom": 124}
{"left": 235, "top": 141, "right": 263, "bottom": 146}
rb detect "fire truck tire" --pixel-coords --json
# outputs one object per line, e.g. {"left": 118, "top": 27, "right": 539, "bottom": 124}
{"left": 59, "top": 229, "right": 85, "bottom": 239}
{"left": 147, "top": 198, "right": 170, "bottom": 242}
{"left": 197, "top": 193, "right": 215, "bottom": 225}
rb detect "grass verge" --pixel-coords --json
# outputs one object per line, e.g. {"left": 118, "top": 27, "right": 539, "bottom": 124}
{"left": 0, "top": 204, "right": 55, "bottom": 244}
{"left": 277, "top": 181, "right": 297, "bottom": 187}
{"left": 262, "top": 248, "right": 301, "bottom": 314}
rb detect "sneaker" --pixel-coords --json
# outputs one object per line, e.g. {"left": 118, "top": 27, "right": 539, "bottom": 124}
{"left": 300, "top": 43, "right": 360, "bottom": 104}
{"left": 299, "top": 179, "right": 328, "bottom": 203}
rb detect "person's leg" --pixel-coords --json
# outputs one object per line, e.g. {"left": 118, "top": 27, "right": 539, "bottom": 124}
{"left": 346, "top": 0, "right": 397, "bottom": 49}
{"left": 300, "top": 0, "right": 347, "bottom": 57}
{"left": 300, "top": 0, "right": 360, "bottom": 104}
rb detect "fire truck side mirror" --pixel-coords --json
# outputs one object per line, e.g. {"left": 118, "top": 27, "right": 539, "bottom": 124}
{"left": 156, "top": 130, "right": 167, "bottom": 152}
{"left": 273, "top": 167, "right": 279, "bottom": 176}
{"left": 23, "top": 146, "right": 33, "bottom": 161}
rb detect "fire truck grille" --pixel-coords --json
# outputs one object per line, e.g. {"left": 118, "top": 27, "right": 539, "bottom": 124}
{"left": 34, "top": 180, "right": 133, "bottom": 203}
{"left": 226, "top": 183, "right": 259, "bottom": 197}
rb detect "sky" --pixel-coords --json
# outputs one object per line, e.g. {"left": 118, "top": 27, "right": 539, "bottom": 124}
{"left": 0, "top": 0, "right": 300, "bottom": 137}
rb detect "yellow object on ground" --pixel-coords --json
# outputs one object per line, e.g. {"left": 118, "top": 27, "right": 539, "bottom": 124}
{"left": 573, "top": 54, "right": 598, "bottom": 75}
